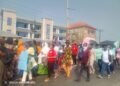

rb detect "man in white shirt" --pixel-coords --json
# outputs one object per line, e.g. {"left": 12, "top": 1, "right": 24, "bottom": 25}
{"left": 98, "top": 46, "right": 112, "bottom": 79}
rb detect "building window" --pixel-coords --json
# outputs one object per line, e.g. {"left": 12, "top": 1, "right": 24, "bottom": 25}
{"left": 7, "top": 17, "right": 12, "bottom": 26}
{"left": 53, "top": 28, "right": 56, "bottom": 33}
{"left": 46, "top": 24, "right": 50, "bottom": 40}
{"left": 16, "top": 22, "right": 28, "bottom": 28}
{"left": 30, "top": 24, "right": 41, "bottom": 31}
{"left": 59, "top": 29, "right": 64, "bottom": 33}
{"left": 17, "top": 32, "right": 28, "bottom": 37}
{"left": 34, "top": 34, "right": 40, "bottom": 38}
{"left": 88, "top": 30, "right": 95, "bottom": 35}
{"left": 35, "top": 25, "right": 41, "bottom": 30}
{"left": 24, "top": 24, "right": 27, "bottom": 28}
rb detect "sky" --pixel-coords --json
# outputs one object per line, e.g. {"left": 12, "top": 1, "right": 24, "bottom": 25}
{"left": 0, "top": 0, "right": 120, "bottom": 41}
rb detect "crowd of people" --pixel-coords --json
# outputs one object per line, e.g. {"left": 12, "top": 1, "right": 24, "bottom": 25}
{"left": 0, "top": 37, "right": 120, "bottom": 85}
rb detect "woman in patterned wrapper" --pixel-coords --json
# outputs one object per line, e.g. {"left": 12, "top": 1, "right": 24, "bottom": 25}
{"left": 62, "top": 40, "right": 73, "bottom": 78}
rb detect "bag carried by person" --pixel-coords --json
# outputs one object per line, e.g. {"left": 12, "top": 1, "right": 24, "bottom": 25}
{"left": 78, "top": 46, "right": 84, "bottom": 60}
{"left": 37, "top": 64, "right": 48, "bottom": 75}
{"left": 107, "top": 49, "right": 113, "bottom": 62}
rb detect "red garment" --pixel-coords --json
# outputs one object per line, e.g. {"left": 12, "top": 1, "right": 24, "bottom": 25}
{"left": 71, "top": 43, "right": 78, "bottom": 56}
{"left": 47, "top": 48, "right": 57, "bottom": 62}
{"left": 58, "top": 54, "right": 64, "bottom": 65}
{"left": 82, "top": 48, "right": 90, "bottom": 65}
{"left": 116, "top": 48, "right": 120, "bottom": 59}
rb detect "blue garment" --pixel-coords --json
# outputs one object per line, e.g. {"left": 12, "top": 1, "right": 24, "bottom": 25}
{"left": 17, "top": 69, "right": 24, "bottom": 77}
{"left": 78, "top": 45, "right": 84, "bottom": 59}
{"left": 100, "top": 61, "right": 110, "bottom": 76}
{"left": 18, "top": 50, "right": 29, "bottom": 71}
{"left": 98, "top": 59, "right": 102, "bottom": 73}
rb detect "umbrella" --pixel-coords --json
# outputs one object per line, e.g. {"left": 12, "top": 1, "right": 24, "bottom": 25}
{"left": 89, "top": 40, "right": 98, "bottom": 46}
{"left": 82, "top": 37, "right": 95, "bottom": 45}
{"left": 100, "top": 40, "right": 115, "bottom": 47}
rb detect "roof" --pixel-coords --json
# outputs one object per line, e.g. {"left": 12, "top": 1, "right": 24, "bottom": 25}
{"left": 54, "top": 25, "right": 66, "bottom": 29}
{"left": 17, "top": 17, "right": 42, "bottom": 25}
{"left": 1, "top": 8, "right": 16, "bottom": 13}
{"left": 68, "top": 22, "right": 96, "bottom": 30}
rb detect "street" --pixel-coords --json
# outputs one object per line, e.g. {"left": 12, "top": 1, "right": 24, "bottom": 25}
{"left": 35, "top": 67, "right": 120, "bottom": 86}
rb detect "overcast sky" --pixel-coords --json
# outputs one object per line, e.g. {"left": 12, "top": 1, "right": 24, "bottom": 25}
{"left": 0, "top": 0, "right": 120, "bottom": 41}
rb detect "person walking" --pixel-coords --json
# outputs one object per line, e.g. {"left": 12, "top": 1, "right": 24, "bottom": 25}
{"left": 98, "top": 46, "right": 112, "bottom": 79}
{"left": 0, "top": 38, "right": 5, "bottom": 86}
{"left": 62, "top": 40, "right": 73, "bottom": 78}
{"left": 44, "top": 43, "right": 57, "bottom": 82}
{"left": 71, "top": 41, "right": 78, "bottom": 65}
{"left": 75, "top": 45, "right": 91, "bottom": 82}
{"left": 89, "top": 45, "right": 96, "bottom": 74}
{"left": 95, "top": 44, "right": 103, "bottom": 74}
{"left": 17, "top": 42, "right": 29, "bottom": 82}
{"left": 77, "top": 44, "right": 84, "bottom": 65}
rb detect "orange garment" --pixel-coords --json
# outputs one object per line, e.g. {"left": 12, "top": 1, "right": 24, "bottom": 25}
{"left": 62, "top": 47, "right": 73, "bottom": 78}
{"left": 37, "top": 46, "right": 41, "bottom": 55}
{"left": 17, "top": 40, "right": 24, "bottom": 56}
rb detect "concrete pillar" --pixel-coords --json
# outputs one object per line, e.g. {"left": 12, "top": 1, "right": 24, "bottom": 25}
{"left": 41, "top": 18, "right": 54, "bottom": 41}
{"left": 28, "top": 24, "right": 31, "bottom": 39}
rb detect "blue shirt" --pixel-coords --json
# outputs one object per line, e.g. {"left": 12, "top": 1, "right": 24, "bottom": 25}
{"left": 18, "top": 50, "right": 28, "bottom": 71}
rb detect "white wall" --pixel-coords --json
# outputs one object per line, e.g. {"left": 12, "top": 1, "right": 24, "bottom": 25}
{"left": 41, "top": 18, "right": 54, "bottom": 41}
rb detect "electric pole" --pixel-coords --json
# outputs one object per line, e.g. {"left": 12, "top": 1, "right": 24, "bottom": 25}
{"left": 96, "top": 29, "right": 103, "bottom": 43}
{"left": 66, "top": 0, "right": 69, "bottom": 40}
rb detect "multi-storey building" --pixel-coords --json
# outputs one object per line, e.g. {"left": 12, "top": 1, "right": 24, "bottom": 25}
{"left": 0, "top": 9, "right": 66, "bottom": 42}
{"left": 68, "top": 22, "right": 96, "bottom": 43}
{"left": 0, "top": 9, "right": 16, "bottom": 34}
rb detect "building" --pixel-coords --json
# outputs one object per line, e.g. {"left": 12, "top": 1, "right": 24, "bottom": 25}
{"left": 68, "top": 22, "right": 96, "bottom": 43}
{"left": 0, "top": 9, "right": 16, "bottom": 34}
{"left": 53, "top": 25, "right": 66, "bottom": 43}
{"left": 16, "top": 17, "right": 42, "bottom": 39}
{"left": 0, "top": 9, "right": 66, "bottom": 42}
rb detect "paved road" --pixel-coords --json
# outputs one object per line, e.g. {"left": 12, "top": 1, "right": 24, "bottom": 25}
{"left": 35, "top": 67, "right": 120, "bottom": 86}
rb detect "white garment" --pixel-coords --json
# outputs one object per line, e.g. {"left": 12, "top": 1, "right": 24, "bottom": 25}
{"left": 22, "top": 71, "right": 32, "bottom": 82}
{"left": 90, "top": 48, "right": 96, "bottom": 66}
{"left": 54, "top": 46, "right": 59, "bottom": 54}
{"left": 38, "top": 42, "right": 50, "bottom": 64}
{"left": 41, "top": 42, "right": 50, "bottom": 55}
{"left": 102, "top": 50, "right": 111, "bottom": 63}
{"left": 30, "top": 57, "right": 37, "bottom": 67}
{"left": 83, "top": 46, "right": 87, "bottom": 51}
{"left": 59, "top": 49, "right": 63, "bottom": 53}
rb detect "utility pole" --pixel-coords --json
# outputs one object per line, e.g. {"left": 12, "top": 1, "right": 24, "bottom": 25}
{"left": 97, "top": 29, "right": 103, "bottom": 43}
{"left": 66, "top": 0, "right": 69, "bottom": 40}
{"left": 66, "top": 0, "right": 75, "bottom": 42}
{"left": 66, "top": 0, "right": 69, "bottom": 27}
